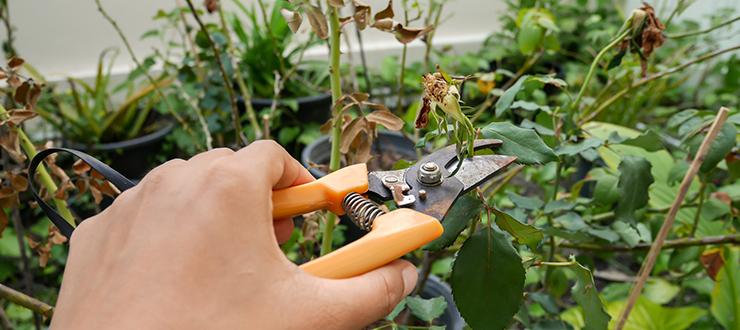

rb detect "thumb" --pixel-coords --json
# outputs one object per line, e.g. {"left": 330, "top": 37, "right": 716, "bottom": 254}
{"left": 316, "top": 260, "right": 418, "bottom": 329}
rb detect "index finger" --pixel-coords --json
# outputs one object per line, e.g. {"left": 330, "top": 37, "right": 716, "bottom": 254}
{"left": 235, "top": 140, "right": 315, "bottom": 190}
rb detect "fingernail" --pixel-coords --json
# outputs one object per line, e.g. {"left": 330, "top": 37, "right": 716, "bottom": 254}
{"left": 401, "top": 266, "right": 418, "bottom": 296}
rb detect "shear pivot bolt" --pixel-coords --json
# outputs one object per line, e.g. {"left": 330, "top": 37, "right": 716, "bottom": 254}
{"left": 383, "top": 176, "right": 399, "bottom": 184}
{"left": 419, "top": 189, "right": 427, "bottom": 200}
{"left": 418, "top": 162, "right": 442, "bottom": 185}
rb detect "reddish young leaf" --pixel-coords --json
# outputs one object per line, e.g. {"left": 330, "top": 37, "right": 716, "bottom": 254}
{"left": 700, "top": 248, "right": 724, "bottom": 280}
{"left": 7, "top": 57, "right": 24, "bottom": 69}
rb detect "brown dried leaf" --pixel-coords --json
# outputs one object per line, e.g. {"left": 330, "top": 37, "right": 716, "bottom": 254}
{"left": 27, "top": 83, "right": 42, "bottom": 110}
{"left": 54, "top": 180, "right": 75, "bottom": 200}
{"left": 0, "top": 210, "right": 7, "bottom": 238}
{"left": 7, "top": 57, "right": 24, "bottom": 70}
{"left": 37, "top": 244, "right": 51, "bottom": 267}
{"left": 48, "top": 225, "right": 68, "bottom": 245}
{"left": 366, "top": 110, "right": 404, "bottom": 131}
{"left": 204, "top": 0, "right": 218, "bottom": 13}
{"left": 365, "top": 102, "right": 390, "bottom": 112}
{"left": 351, "top": 132, "right": 373, "bottom": 164}
{"left": 73, "top": 159, "right": 91, "bottom": 175}
{"left": 90, "top": 185, "right": 103, "bottom": 205}
{"left": 374, "top": 0, "right": 394, "bottom": 20}
{"left": 14, "top": 81, "right": 30, "bottom": 104}
{"left": 2, "top": 109, "right": 37, "bottom": 126}
{"left": 415, "top": 97, "right": 432, "bottom": 128}
{"left": 0, "top": 69, "right": 7, "bottom": 80}
{"left": 351, "top": 92, "right": 370, "bottom": 103}
{"left": 91, "top": 170, "right": 104, "bottom": 180}
{"left": 305, "top": 5, "right": 329, "bottom": 39}
{"left": 6, "top": 75, "right": 21, "bottom": 88}
{"left": 46, "top": 161, "right": 70, "bottom": 183}
{"left": 328, "top": 0, "right": 344, "bottom": 8}
{"left": 26, "top": 236, "right": 40, "bottom": 250}
{"left": 394, "top": 24, "right": 433, "bottom": 44}
{"left": 75, "top": 178, "right": 88, "bottom": 194}
{"left": 340, "top": 117, "right": 368, "bottom": 153}
{"left": 8, "top": 172, "right": 28, "bottom": 192}
{"left": 319, "top": 119, "right": 333, "bottom": 134}
{"left": 97, "top": 180, "right": 120, "bottom": 197}
{"left": 371, "top": 17, "right": 395, "bottom": 31}
{"left": 353, "top": 0, "right": 371, "bottom": 30}
{"left": 700, "top": 248, "right": 724, "bottom": 280}
{"left": 281, "top": 8, "right": 303, "bottom": 33}
{"left": 0, "top": 127, "right": 26, "bottom": 163}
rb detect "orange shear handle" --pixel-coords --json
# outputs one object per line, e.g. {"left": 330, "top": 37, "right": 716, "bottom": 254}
{"left": 299, "top": 209, "right": 443, "bottom": 279}
{"left": 272, "top": 164, "right": 369, "bottom": 218}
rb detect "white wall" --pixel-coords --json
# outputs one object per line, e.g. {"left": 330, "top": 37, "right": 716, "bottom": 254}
{"left": 3, "top": 0, "right": 737, "bottom": 82}
{"left": 2, "top": 0, "right": 506, "bottom": 82}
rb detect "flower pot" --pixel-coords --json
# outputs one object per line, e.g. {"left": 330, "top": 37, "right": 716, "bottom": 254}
{"left": 64, "top": 120, "right": 175, "bottom": 180}
{"left": 418, "top": 275, "right": 464, "bottom": 330}
{"left": 301, "top": 131, "right": 421, "bottom": 242}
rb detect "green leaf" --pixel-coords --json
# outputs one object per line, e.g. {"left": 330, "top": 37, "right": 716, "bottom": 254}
{"left": 386, "top": 300, "right": 406, "bottom": 321}
{"left": 689, "top": 123, "right": 737, "bottom": 173}
{"left": 606, "top": 297, "right": 705, "bottom": 330}
{"left": 615, "top": 130, "right": 664, "bottom": 151}
{"left": 667, "top": 161, "right": 689, "bottom": 184}
{"left": 507, "top": 192, "right": 544, "bottom": 210}
{"left": 586, "top": 227, "right": 620, "bottom": 242}
{"left": 615, "top": 156, "right": 654, "bottom": 223}
{"left": 481, "top": 122, "right": 557, "bottom": 164}
{"left": 528, "top": 292, "right": 559, "bottom": 314}
{"left": 711, "top": 247, "right": 740, "bottom": 330}
{"left": 406, "top": 296, "right": 447, "bottom": 322}
{"left": 612, "top": 221, "right": 642, "bottom": 246}
{"left": 591, "top": 169, "right": 619, "bottom": 206}
{"left": 518, "top": 22, "right": 544, "bottom": 55}
{"left": 495, "top": 75, "right": 530, "bottom": 117}
{"left": 424, "top": 194, "right": 482, "bottom": 251}
{"left": 555, "top": 138, "right": 603, "bottom": 156}
{"left": 554, "top": 212, "right": 587, "bottom": 231}
{"left": 644, "top": 278, "right": 680, "bottom": 305}
{"left": 568, "top": 257, "right": 611, "bottom": 330}
{"left": 544, "top": 199, "right": 575, "bottom": 214}
{"left": 492, "top": 208, "right": 543, "bottom": 250}
{"left": 451, "top": 228, "right": 525, "bottom": 330}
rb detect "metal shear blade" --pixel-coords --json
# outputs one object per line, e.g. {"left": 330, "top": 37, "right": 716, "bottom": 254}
{"left": 367, "top": 139, "right": 517, "bottom": 220}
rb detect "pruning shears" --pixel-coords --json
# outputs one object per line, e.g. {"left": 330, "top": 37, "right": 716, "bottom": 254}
{"left": 28, "top": 139, "right": 516, "bottom": 280}
{"left": 274, "top": 139, "right": 517, "bottom": 279}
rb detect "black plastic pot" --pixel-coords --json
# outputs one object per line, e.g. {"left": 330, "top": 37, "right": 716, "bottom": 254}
{"left": 418, "top": 275, "right": 464, "bottom": 330}
{"left": 249, "top": 92, "right": 332, "bottom": 124}
{"left": 64, "top": 121, "right": 175, "bottom": 180}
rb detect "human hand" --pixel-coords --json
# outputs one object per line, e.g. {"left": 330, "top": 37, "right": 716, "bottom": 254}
{"left": 51, "top": 141, "right": 418, "bottom": 329}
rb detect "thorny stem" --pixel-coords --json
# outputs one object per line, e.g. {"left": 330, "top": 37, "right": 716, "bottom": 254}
{"left": 571, "top": 29, "right": 630, "bottom": 116}
{"left": 561, "top": 234, "right": 740, "bottom": 252}
{"left": 0, "top": 283, "right": 54, "bottom": 319}
{"left": 579, "top": 44, "right": 740, "bottom": 125}
{"left": 668, "top": 15, "right": 740, "bottom": 39}
{"left": 95, "top": 0, "right": 193, "bottom": 140}
{"left": 690, "top": 181, "right": 707, "bottom": 237}
{"left": 217, "top": 5, "right": 262, "bottom": 139}
{"left": 321, "top": 4, "right": 344, "bottom": 256}
{"left": 615, "top": 107, "right": 729, "bottom": 330}
{"left": 184, "top": 0, "right": 245, "bottom": 146}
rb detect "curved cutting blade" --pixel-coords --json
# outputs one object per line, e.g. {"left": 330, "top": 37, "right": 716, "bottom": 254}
{"left": 452, "top": 155, "right": 518, "bottom": 192}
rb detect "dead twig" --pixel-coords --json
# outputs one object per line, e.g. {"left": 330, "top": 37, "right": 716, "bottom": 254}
{"left": 0, "top": 283, "right": 53, "bottom": 319}
{"left": 561, "top": 234, "right": 740, "bottom": 252}
{"left": 615, "top": 107, "right": 730, "bottom": 330}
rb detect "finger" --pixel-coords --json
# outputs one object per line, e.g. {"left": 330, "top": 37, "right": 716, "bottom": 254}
{"left": 315, "top": 260, "right": 417, "bottom": 328}
{"left": 274, "top": 217, "right": 295, "bottom": 244}
{"left": 234, "top": 140, "right": 314, "bottom": 189}
{"left": 188, "top": 147, "right": 234, "bottom": 166}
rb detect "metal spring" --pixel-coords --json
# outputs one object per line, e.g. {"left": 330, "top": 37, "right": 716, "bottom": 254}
{"left": 342, "top": 192, "right": 385, "bottom": 231}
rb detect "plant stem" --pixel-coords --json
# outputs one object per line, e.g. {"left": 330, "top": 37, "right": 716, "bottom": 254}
{"left": 95, "top": 0, "right": 191, "bottom": 136}
{"left": 579, "top": 44, "right": 740, "bottom": 125}
{"left": 561, "top": 234, "right": 740, "bottom": 252}
{"left": 0, "top": 283, "right": 53, "bottom": 319}
{"left": 321, "top": 4, "right": 344, "bottom": 256}
{"left": 10, "top": 207, "right": 41, "bottom": 329}
{"left": 396, "top": 44, "right": 408, "bottom": 113}
{"left": 535, "top": 261, "right": 577, "bottom": 267}
{"left": 690, "top": 181, "right": 707, "bottom": 237}
{"left": 571, "top": 29, "right": 630, "bottom": 116}
{"left": 184, "top": 0, "right": 244, "bottom": 147}
{"left": 668, "top": 15, "right": 739, "bottom": 39}
{"left": 217, "top": 5, "right": 263, "bottom": 139}
{"left": 615, "top": 107, "right": 730, "bottom": 330}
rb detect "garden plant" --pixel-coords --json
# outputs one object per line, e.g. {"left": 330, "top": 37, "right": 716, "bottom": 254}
{"left": 0, "top": 0, "right": 739, "bottom": 329}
